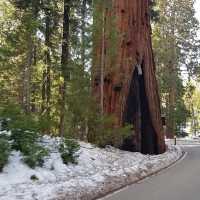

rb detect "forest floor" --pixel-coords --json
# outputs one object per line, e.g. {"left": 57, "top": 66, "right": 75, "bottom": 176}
{"left": 0, "top": 134, "right": 183, "bottom": 200}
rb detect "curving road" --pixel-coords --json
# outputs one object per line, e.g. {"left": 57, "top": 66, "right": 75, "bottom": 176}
{"left": 102, "top": 146, "right": 200, "bottom": 200}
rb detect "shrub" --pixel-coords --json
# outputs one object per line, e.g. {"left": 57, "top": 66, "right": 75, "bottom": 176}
{"left": 0, "top": 103, "right": 22, "bottom": 122}
{"left": 0, "top": 137, "right": 11, "bottom": 172}
{"left": 0, "top": 102, "right": 50, "bottom": 134}
{"left": 30, "top": 174, "right": 39, "bottom": 181}
{"left": 10, "top": 129, "right": 48, "bottom": 168}
{"left": 88, "top": 114, "right": 133, "bottom": 148}
{"left": 59, "top": 139, "right": 80, "bottom": 165}
{"left": 23, "top": 144, "right": 49, "bottom": 168}
{"left": 10, "top": 129, "right": 39, "bottom": 152}
{"left": 0, "top": 103, "right": 49, "bottom": 169}
{"left": 0, "top": 118, "right": 10, "bottom": 131}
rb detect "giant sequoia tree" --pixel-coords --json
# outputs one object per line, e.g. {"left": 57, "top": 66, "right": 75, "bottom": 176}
{"left": 93, "top": 0, "right": 165, "bottom": 154}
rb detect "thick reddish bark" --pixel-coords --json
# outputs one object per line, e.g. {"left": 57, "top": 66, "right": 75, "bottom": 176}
{"left": 93, "top": 0, "right": 165, "bottom": 154}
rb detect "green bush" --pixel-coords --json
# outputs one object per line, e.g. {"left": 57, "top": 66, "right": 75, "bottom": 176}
{"left": 10, "top": 129, "right": 48, "bottom": 168}
{"left": 0, "top": 104, "right": 49, "bottom": 169}
{"left": 88, "top": 114, "right": 133, "bottom": 148}
{"left": 30, "top": 174, "right": 39, "bottom": 181}
{"left": 59, "top": 139, "right": 80, "bottom": 165}
{"left": 10, "top": 129, "right": 39, "bottom": 152}
{"left": 0, "top": 103, "right": 22, "bottom": 122}
{"left": 0, "top": 103, "right": 50, "bottom": 134}
{"left": 0, "top": 118, "right": 9, "bottom": 131}
{"left": 0, "top": 137, "right": 11, "bottom": 172}
{"left": 23, "top": 144, "right": 49, "bottom": 168}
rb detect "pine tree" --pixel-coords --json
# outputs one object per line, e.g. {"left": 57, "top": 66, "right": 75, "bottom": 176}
{"left": 59, "top": 0, "right": 70, "bottom": 137}
{"left": 152, "top": 0, "right": 200, "bottom": 138}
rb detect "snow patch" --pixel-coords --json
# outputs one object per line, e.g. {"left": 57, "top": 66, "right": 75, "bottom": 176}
{"left": 0, "top": 136, "right": 183, "bottom": 200}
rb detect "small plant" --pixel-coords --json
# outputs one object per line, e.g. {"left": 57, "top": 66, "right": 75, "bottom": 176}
{"left": 30, "top": 174, "right": 39, "bottom": 181}
{"left": 0, "top": 118, "right": 10, "bottom": 131}
{"left": 10, "top": 129, "right": 39, "bottom": 152}
{"left": 23, "top": 144, "right": 49, "bottom": 168}
{"left": 0, "top": 103, "right": 49, "bottom": 169}
{"left": 10, "top": 129, "right": 48, "bottom": 168}
{"left": 88, "top": 114, "right": 133, "bottom": 148}
{"left": 0, "top": 102, "right": 47, "bottom": 134}
{"left": 59, "top": 139, "right": 80, "bottom": 165}
{"left": 0, "top": 137, "right": 11, "bottom": 172}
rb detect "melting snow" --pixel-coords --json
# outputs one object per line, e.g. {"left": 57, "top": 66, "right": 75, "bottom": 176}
{"left": 0, "top": 135, "right": 182, "bottom": 200}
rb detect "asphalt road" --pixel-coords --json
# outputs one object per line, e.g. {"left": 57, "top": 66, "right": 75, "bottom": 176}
{"left": 102, "top": 146, "right": 200, "bottom": 200}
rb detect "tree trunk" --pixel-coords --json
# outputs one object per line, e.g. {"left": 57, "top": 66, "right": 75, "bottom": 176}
{"left": 42, "top": 12, "right": 51, "bottom": 123}
{"left": 80, "top": 0, "right": 89, "bottom": 140}
{"left": 80, "top": 0, "right": 87, "bottom": 69}
{"left": 166, "top": 83, "right": 176, "bottom": 138}
{"left": 166, "top": 4, "right": 176, "bottom": 139}
{"left": 59, "top": 0, "right": 70, "bottom": 137}
{"left": 21, "top": 37, "right": 33, "bottom": 113}
{"left": 40, "top": 12, "right": 52, "bottom": 134}
{"left": 45, "top": 14, "right": 51, "bottom": 120}
{"left": 21, "top": 5, "right": 39, "bottom": 114}
{"left": 93, "top": 0, "right": 165, "bottom": 154}
{"left": 31, "top": 45, "right": 37, "bottom": 113}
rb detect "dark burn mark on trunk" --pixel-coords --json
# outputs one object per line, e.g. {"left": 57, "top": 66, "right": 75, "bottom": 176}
{"left": 122, "top": 64, "right": 158, "bottom": 154}
{"left": 113, "top": 82, "right": 123, "bottom": 92}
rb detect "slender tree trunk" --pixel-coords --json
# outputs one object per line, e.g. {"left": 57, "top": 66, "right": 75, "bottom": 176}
{"left": 93, "top": 0, "right": 165, "bottom": 154}
{"left": 80, "top": 0, "right": 88, "bottom": 140}
{"left": 190, "top": 102, "right": 197, "bottom": 136}
{"left": 31, "top": 45, "right": 37, "bottom": 113}
{"left": 100, "top": 8, "right": 105, "bottom": 115}
{"left": 42, "top": 13, "right": 51, "bottom": 122}
{"left": 22, "top": 38, "right": 33, "bottom": 113}
{"left": 166, "top": 4, "right": 176, "bottom": 139}
{"left": 59, "top": 0, "right": 70, "bottom": 137}
{"left": 21, "top": 4, "right": 38, "bottom": 114}
{"left": 166, "top": 82, "right": 176, "bottom": 138}
{"left": 80, "top": 0, "right": 87, "bottom": 69}
{"left": 45, "top": 14, "right": 51, "bottom": 119}
{"left": 42, "top": 70, "right": 46, "bottom": 113}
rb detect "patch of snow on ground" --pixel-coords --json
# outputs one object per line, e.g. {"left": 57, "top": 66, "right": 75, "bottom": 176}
{"left": 0, "top": 135, "right": 182, "bottom": 200}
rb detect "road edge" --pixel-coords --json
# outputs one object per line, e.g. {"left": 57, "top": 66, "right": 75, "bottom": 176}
{"left": 95, "top": 147, "right": 186, "bottom": 200}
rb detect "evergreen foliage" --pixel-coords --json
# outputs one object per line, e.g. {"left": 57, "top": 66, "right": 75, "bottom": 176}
{"left": 88, "top": 114, "right": 133, "bottom": 148}
{"left": 0, "top": 103, "right": 49, "bottom": 168}
{"left": 0, "top": 0, "right": 199, "bottom": 155}
{"left": 59, "top": 138, "right": 80, "bottom": 165}
{"left": 150, "top": 0, "right": 160, "bottom": 22}
{"left": 152, "top": 0, "right": 200, "bottom": 136}
{"left": 0, "top": 135, "right": 11, "bottom": 172}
